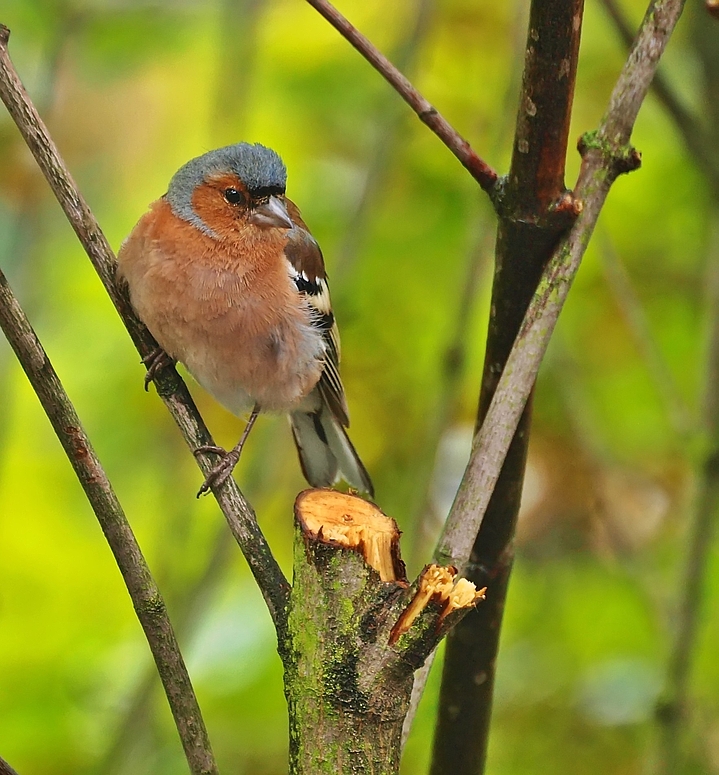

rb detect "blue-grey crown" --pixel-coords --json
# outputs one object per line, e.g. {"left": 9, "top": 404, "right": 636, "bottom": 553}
{"left": 165, "top": 143, "right": 287, "bottom": 238}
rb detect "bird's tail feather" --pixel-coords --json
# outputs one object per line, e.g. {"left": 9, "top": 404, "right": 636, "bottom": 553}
{"left": 290, "top": 406, "right": 373, "bottom": 497}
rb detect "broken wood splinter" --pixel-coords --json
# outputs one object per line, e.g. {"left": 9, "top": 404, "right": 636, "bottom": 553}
{"left": 389, "top": 565, "right": 486, "bottom": 645}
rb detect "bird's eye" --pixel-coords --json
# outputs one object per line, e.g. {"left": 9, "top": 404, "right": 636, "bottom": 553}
{"left": 224, "top": 188, "right": 245, "bottom": 205}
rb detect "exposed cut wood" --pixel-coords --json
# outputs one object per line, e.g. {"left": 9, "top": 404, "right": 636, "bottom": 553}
{"left": 295, "top": 489, "right": 405, "bottom": 582}
{"left": 389, "top": 565, "right": 486, "bottom": 645}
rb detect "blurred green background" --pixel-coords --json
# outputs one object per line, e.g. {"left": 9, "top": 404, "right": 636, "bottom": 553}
{"left": 1, "top": 0, "right": 717, "bottom": 773}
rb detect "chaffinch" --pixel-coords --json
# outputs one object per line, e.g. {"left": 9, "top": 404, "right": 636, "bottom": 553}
{"left": 117, "top": 142, "right": 373, "bottom": 497}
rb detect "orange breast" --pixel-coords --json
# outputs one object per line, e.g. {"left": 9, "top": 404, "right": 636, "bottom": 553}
{"left": 117, "top": 199, "right": 325, "bottom": 413}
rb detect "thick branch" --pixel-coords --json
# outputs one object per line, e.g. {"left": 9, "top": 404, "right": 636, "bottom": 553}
{"left": 285, "top": 490, "right": 482, "bottom": 775}
{"left": 436, "top": 0, "right": 684, "bottom": 582}
{"left": 0, "top": 23, "right": 290, "bottom": 636}
{"left": 431, "top": 1, "right": 585, "bottom": 772}
{"left": 427, "top": 9, "right": 685, "bottom": 763}
{"left": 303, "top": 0, "right": 498, "bottom": 193}
{"left": 0, "top": 268, "right": 218, "bottom": 775}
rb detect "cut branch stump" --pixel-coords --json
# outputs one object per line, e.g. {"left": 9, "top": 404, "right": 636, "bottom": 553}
{"left": 283, "top": 490, "right": 484, "bottom": 774}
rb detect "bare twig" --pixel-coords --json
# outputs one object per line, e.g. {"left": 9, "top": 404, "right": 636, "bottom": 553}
{"left": 0, "top": 23, "right": 290, "bottom": 636}
{"left": 334, "top": 0, "right": 435, "bottom": 279}
{"left": 656, "top": 218, "right": 719, "bottom": 773}
{"left": 303, "top": 0, "right": 498, "bottom": 193}
{"left": 0, "top": 268, "right": 218, "bottom": 775}
{"left": 599, "top": 231, "right": 694, "bottom": 438}
{"left": 600, "top": 0, "right": 719, "bottom": 196}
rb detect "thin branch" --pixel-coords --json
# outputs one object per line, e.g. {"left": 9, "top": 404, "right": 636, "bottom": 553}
{"left": 599, "top": 231, "right": 694, "bottom": 438}
{"left": 599, "top": 0, "right": 719, "bottom": 196}
{"left": 656, "top": 214, "right": 719, "bottom": 774}
{"left": 0, "top": 23, "right": 290, "bottom": 637}
{"left": 0, "top": 268, "right": 218, "bottom": 775}
{"left": 435, "top": 0, "right": 685, "bottom": 574}
{"left": 303, "top": 0, "right": 498, "bottom": 193}
{"left": 0, "top": 756, "right": 20, "bottom": 775}
{"left": 333, "top": 0, "right": 435, "bottom": 279}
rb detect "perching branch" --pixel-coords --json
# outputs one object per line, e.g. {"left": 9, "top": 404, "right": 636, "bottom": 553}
{"left": 0, "top": 268, "right": 218, "bottom": 775}
{"left": 0, "top": 23, "right": 290, "bottom": 636}
{"left": 303, "top": 0, "right": 498, "bottom": 193}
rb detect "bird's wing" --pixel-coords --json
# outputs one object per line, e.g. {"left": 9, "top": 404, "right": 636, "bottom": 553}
{"left": 283, "top": 201, "right": 350, "bottom": 427}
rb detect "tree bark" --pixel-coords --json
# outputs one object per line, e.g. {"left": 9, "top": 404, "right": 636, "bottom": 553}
{"left": 431, "top": 2, "right": 584, "bottom": 772}
{"left": 283, "top": 490, "right": 483, "bottom": 774}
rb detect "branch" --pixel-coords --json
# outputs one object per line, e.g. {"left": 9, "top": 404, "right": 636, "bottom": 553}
{"left": 303, "top": 0, "right": 498, "bottom": 193}
{"left": 431, "top": 0, "right": 585, "bottom": 770}
{"left": 0, "top": 756, "right": 19, "bottom": 775}
{"left": 656, "top": 219, "right": 719, "bottom": 774}
{"left": 599, "top": 0, "right": 719, "bottom": 197}
{"left": 0, "top": 23, "right": 290, "bottom": 636}
{"left": 599, "top": 231, "right": 694, "bottom": 438}
{"left": 436, "top": 0, "right": 685, "bottom": 575}
{"left": 0, "top": 268, "right": 218, "bottom": 775}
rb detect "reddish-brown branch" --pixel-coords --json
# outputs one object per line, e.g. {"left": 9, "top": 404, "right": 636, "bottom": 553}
{"left": 431, "top": 2, "right": 585, "bottom": 772}
{"left": 303, "top": 0, "right": 498, "bottom": 193}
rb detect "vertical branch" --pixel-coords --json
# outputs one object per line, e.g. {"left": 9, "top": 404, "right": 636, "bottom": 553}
{"left": 655, "top": 5, "right": 719, "bottom": 768}
{"left": 0, "top": 268, "right": 218, "bottom": 775}
{"left": 599, "top": 233, "right": 694, "bottom": 438}
{"left": 430, "top": 2, "right": 585, "bottom": 772}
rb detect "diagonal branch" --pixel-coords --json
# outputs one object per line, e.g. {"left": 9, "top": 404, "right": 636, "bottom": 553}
{"left": 0, "top": 756, "right": 19, "bottom": 775}
{"left": 0, "top": 268, "right": 218, "bottom": 775}
{"left": 599, "top": 0, "right": 719, "bottom": 196}
{"left": 304, "top": 0, "right": 498, "bottom": 193}
{"left": 435, "top": 0, "right": 685, "bottom": 574}
{"left": 0, "top": 23, "right": 290, "bottom": 637}
{"left": 428, "top": 2, "right": 686, "bottom": 772}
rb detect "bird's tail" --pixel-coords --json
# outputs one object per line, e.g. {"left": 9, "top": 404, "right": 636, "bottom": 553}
{"left": 290, "top": 404, "right": 374, "bottom": 497}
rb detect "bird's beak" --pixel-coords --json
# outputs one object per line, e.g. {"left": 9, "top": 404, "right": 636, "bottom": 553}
{"left": 250, "top": 196, "right": 294, "bottom": 230}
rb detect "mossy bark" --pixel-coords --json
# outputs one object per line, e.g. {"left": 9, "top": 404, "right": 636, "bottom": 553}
{"left": 282, "top": 490, "right": 482, "bottom": 775}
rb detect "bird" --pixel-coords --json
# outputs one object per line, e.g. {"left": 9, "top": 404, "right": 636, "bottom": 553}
{"left": 117, "top": 142, "right": 373, "bottom": 498}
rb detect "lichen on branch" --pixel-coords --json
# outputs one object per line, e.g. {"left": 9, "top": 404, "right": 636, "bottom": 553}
{"left": 284, "top": 490, "right": 483, "bottom": 775}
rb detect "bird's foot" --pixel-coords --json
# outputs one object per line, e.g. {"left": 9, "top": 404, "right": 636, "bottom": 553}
{"left": 194, "top": 444, "right": 242, "bottom": 497}
{"left": 193, "top": 405, "right": 261, "bottom": 498}
{"left": 142, "top": 347, "right": 176, "bottom": 391}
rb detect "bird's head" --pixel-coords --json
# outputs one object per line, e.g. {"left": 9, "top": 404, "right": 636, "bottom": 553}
{"left": 166, "top": 143, "right": 294, "bottom": 241}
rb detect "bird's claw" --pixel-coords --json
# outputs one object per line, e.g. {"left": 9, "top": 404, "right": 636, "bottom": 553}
{"left": 195, "top": 446, "right": 241, "bottom": 497}
{"left": 142, "top": 347, "right": 175, "bottom": 391}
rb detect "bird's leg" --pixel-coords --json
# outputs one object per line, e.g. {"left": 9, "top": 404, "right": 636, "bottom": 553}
{"left": 142, "top": 347, "right": 176, "bottom": 391}
{"left": 194, "top": 404, "right": 261, "bottom": 497}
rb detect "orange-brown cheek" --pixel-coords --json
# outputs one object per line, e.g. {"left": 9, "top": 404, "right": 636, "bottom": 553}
{"left": 191, "top": 187, "right": 246, "bottom": 238}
